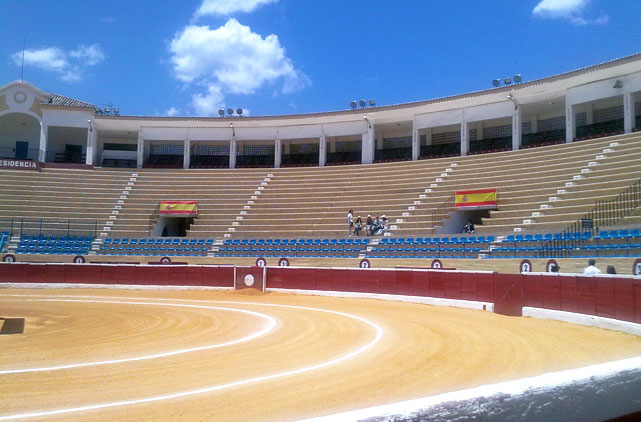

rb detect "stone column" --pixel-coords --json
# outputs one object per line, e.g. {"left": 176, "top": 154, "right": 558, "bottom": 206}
{"left": 136, "top": 133, "right": 144, "bottom": 168}
{"left": 229, "top": 137, "right": 237, "bottom": 169}
{"left": 361, "top": 118, "right": 375, "bottom": 164}
{"left": 319, "top": 135, "right": 326, "bottom": 167}
{"left": 38, "top": 122, "right": 48, "bottom": 162}
{"left": 183, "top": 138, "right": 191, "bottom": 169}
{"left": 565, "top": 102, "right": 575, "bottom": 143}
{"left": 460, "top": 122, "right": 469, "bottom": 156}
{"left": 411, "top": 118, "right": 419, "bottom": 161}
{"left": 623, "top": 92, "right": 633, "bottom": 134}
{"left": 274, "top": 138, "right": 282, "bottom": 168}
{"left": 512, "top": 107, "right": 522, "bottom": 151}
{"left": 85, "top": 124, "right": 98, "bottom": 166}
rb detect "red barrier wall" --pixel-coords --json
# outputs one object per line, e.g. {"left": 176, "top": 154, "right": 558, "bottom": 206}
{"left": 493, "top": 273, "right": 524, "bottom": 317}
{"left": 1, "top": 263, "right": 640, "bottom": 324}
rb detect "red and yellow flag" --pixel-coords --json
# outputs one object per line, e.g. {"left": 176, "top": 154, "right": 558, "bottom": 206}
{"left": 159, "top": 201, "right": 198, "bottom": 215}
{"left": 455, "top": 189, "right": 497, "bottom": 209}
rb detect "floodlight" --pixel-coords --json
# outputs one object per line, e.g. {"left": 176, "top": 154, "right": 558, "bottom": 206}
{"left": 218, "top": 109, "right": 225, "bottom": 116}
{"left": 513, "top": 74, "right": 522, "bottom": 83}
{"left": 104, "top": 107, "right": 111, "bottom": 114}
{"left": 369, "top": 99, "right": 376, "bottom": 107}
{"left": 492, "top": 79, "right": 500, "bottom": 87}
{"left": 113, "top": 107, "right": 120, "bottom": 115}
{"left": 236, "top": 108, "right": 243, "bottom": 115}
{"left": 359, "top": 99, "right": 366, "bottom": 107}
{"left": 227, "top": 108, "right": 234, "bottom": 115}
{"left": 503, "top": 78, "right": 512, "bottom": 85}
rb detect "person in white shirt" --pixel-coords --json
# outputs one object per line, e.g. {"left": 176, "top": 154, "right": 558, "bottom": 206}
{"left": 347, "top": 209, "right": 354, "bottom": 237}
{"left": 583, "top": 258, "right": 601, "bottom": 275}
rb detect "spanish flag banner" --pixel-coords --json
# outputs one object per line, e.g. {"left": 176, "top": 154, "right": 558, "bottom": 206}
{"left": 455, "top": 189, "right": 497, "bottom": 209}
{"left": 159, "top": 201, "right": 198, "bottom": 216}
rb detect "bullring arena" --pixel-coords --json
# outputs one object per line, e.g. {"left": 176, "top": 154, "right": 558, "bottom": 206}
{"left": 2, "top": 53, "right": 641, "bottom": 421}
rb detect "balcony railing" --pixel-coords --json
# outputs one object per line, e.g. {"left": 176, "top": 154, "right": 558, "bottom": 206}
{"left": 0, "top": 217, "right": 97, "bottom": 238}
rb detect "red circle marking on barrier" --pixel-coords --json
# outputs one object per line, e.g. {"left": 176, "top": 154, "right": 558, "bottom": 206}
{"left": 160, "top": 257, "right": 172, "bottom": 264}
{"left": 73, "top": 255, "right": 86, "bottom": 264}
{"left": 633, "top": 258, "right": 641, "bottom": 276}
{"left": 520, "top": 259, "right": 533, "bottom": 273}
{"left": 255, "top": 258, "right": 267, "bottom": 267}
{"left": 431, "top": 259, "right": 443, "bottom": 269}
{"left": 546, "top": 259, "right": 559, "bottom": 273}
{"left": 278, "top": 258, "right": 290, "bottom": 267}
{"left": 359, "top": 258, "right": 371, "bottom": 269}
{"left": 3, "top": 254, "right": 16, "bottom": 263}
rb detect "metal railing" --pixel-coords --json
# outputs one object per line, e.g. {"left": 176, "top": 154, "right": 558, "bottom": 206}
{"left": 540, "top": 178, "right": 641, "bottom": 257}
{"left": 0, "top": 217, "right": 97, "bottom": 238}
{"left": 149, "top": 203, "right": 161, "bottom": 236}
{"left": 431, "top": 192, "right": 456, "bottom": 231}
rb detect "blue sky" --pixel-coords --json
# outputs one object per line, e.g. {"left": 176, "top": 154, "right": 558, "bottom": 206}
{"left": 1, "top": 0, "right": 640, "bottom": 117}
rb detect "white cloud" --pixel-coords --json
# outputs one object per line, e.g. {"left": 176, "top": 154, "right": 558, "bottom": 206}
{"left": 69, "top": 44, "right": 106, "bottom": 66}
{"left": 192, "top": 84, "right": 225, "bottom": 116}
{"left": 169, "top": 19, "right": 310, "bottom": 115}
{"left": 11, "top": 44, "right": 105, "bottom": 82}
{"left": 165, "top": 107, "right": 180, "bottom": 117}
{"left": 532, "top": 0, "right": 609, "bottom": 25}
{"left": 195, "top": 0, "right": 278, "bottom": 17}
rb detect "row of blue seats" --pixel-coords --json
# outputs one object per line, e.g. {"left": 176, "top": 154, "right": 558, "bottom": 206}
{"left": 594, "top": 229, "right": 641, "bottom": 240}
{"left": 367, "top": 252, "right": 466, "bottom": 259}
{"left": 104, "top": 238, "right": 214, "bottom": 246}
{"left": 494, "top": 243, "right": 641, "bottom": 253}
{"left": 222, "top": 238, "right": 370, "bottom": 246}
{"left": 98, "top": 249, "right": 207, "bottom": 257}
{"left": 372, "top": 246, "right": 484, "bottom": 253}
{"left": 220, "top": 250, "right": 360, "bottom": 258}
{"left": 20, "top": 237, "right": 92, "bottom": 246}
{"left": 20, "top": 234, "right": 94, "bottom": 242}
{"left": 379, "top": 236, "right": 495, "bottom": 246}
{"left": 16, "top": 245, "right": 90, "bottom": 255}
{"left": 502, "top": 232, "right": 590, "bottom": 243}
{"left": 101, "top": 245, "right": 208, "bottom": 253}
{"left": 501, "top": 229, "right": 641, "bottom": 244}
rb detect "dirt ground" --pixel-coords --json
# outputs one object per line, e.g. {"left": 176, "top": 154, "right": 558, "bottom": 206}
{"left": 1, "top": 288, "right": 640, "bottom": 421}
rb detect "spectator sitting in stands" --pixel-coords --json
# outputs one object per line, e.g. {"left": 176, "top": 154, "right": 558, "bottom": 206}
{"left": 377, "top": 215, "right": 388, "bottom": 235}
{"left": 354, "top": 216, "right": 363, "bottom": 236}
{"left": 583, "top": 258, "right": 601, "bottom": 275}
{"left": 606, "top": 265, "right": 616, "bottom": 274}
{"left": 366, "top": 215, "right": 374, "bottom": 236}
{"left": 370, "top": 215, "right": 381, "bottom": 236}
{"left": 463, "top": 220, "right": 475, "bottom": 233}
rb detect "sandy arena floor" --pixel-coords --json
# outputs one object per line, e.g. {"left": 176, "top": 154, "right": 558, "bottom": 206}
{"left": 1, "top": 288, "right": 640, "bottom": 421}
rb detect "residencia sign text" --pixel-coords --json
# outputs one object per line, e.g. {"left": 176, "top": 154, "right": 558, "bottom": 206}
{"left": 0, "top": 159, "right": 42, "bottom": 171}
